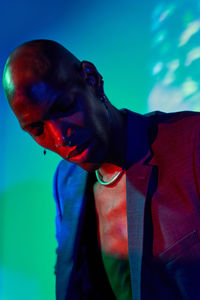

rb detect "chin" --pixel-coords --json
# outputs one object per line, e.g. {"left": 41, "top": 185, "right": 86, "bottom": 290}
{"left": 80, "top": 151, "right": 108, "bottom": 172}
{"left": 69, "top": 143, "right": 107, "bottom": 172}
{"left": 76, "top": 161, "right": 103, "bottom": 172}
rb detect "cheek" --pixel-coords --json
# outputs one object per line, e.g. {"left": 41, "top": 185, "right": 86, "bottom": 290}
{"left": 67, "top": 111, "right": 85, "bottom": 127}
{"left": 94, "top": 115, "right": 111, "bottom": 143}
{"left": 34, "top": 133, "right": 56, "bottom": 151}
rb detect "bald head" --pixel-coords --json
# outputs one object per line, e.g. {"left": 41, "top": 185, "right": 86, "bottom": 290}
{"left": 2, "top": 39, "right": 127, "bottom": 170}
{"left": 3, "top": 39, "right": 81, "bottom": 106}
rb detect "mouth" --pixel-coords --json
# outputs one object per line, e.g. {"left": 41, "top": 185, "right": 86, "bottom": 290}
{"left": 66, "top": 138, "right": 91, "bottom": 160}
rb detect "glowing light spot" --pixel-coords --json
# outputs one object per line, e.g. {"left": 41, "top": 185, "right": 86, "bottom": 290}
{"left": 182, "top": 78, "right": 198, "bottom": 97}
{"left": 2, "top": 64, "right": 15, "bottom": 97}
{"left": 151, "top": 4, "right": 164, "bottom": 31}
{"left": 162, "top": 71, "right": 175, "bottom": 85}
{"left": 152, "top": 3, "right": 164, "bottom": 19}
{"left": 159, "top": 4, "right": 175, "bottom": 22}
{"left": 151, "top": 4, "right": 175, "bottom": 31}
{"left": 185, "top": 47, "right": 200, "bottom": 66}
{"left": 152, "top": 62, "right": 163, "bottom": 75}
{"left": 161, "top": 60, "right": 179, "bottom": 85}
{"left": 179, "top": 19, "right": 200, "bottom": 47}
{"left": 148, "top": 83, "right": 184, "bottom": 113}
{"left": 153, "top": 31, "right": 166, "bottom": 46}
{"left": 167, "top": 59, "right": 180, "bottom": 71}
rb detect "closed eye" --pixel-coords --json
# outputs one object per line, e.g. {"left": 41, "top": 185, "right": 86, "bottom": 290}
{"left": 48, "top": 94, "right": 76, "bottom": 117}
{"left": 25, "top": 121, "right": 44, "bottom": 137}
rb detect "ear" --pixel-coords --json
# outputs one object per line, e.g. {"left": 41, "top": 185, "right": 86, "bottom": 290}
{"left": 80, "top": 60, "right": 104, "bottom": 96}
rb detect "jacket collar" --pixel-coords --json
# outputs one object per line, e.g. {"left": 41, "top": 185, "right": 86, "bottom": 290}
{"left": 124, "top": 109, "right": 155, "bottom": 300}
{"left": 123, "top": 109, "right": 154, "bottom": 169}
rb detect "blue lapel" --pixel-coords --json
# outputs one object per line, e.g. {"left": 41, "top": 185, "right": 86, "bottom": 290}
{"left": 55, "top": 163, "right": 88, "bottom": 300}
{"left": 125, "top": 110, "right": 154, "bottom": 300}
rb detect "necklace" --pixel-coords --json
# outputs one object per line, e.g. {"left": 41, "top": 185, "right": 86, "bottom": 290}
{"left": 95, "top": 168, "right": 125, "bottom": 186}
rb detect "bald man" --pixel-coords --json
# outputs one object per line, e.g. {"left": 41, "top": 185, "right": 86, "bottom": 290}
{"left": 3, "top": 39, "right": 200, "bottom": 300}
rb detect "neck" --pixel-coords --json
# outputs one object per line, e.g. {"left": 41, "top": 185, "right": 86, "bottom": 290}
{"left": 104, "top": 106, "right": 127, "bottom": 168}
{"left": 99, "top": 162, "right": 123, "bottom": 175}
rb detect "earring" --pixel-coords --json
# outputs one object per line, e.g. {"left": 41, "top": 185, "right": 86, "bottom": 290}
{"left": 99, "top": 94, "right": 109, "bottom": 110}
{"left": 99, "top": 94, "right": 111, "bottom": 122}
{"left": 99, "top": 94, "right": 106, "bottom": 103}
{"left": 43, "top": 149, "right": 47, "bottom": 155}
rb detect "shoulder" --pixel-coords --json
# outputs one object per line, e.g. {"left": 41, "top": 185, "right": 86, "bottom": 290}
{"left": 124, "top": 108, "right": 200, "bottom": 129}
{"left": 55, "top": 159, "right": 77, "bottom": 175}
{"left": 150, "top": 111, "right": 200, "bottom": 161}
{"left": 144, "top": 111, "right": 200, "bottom": 144}
{"left": 53, "top": 159, "right": 86, "bottom": 188}
{"left": 146, "top": 110, "right": 200, "bottom": 127}
{"left": 53, "top": 160, "right": 88, "bottom": 217}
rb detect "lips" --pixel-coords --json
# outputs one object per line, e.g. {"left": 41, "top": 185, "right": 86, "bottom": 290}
{"left": 67, "top": 138, "right": 91, "bottom": 159}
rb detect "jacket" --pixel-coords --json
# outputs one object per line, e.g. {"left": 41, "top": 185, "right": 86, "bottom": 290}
{"left": 53, "top": 109, "right": 200, "bottom": 300}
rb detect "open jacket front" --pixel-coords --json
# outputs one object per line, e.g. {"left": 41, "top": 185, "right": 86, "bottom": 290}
{"left": 53, "top": 109, "right": 200, "bottom": 300}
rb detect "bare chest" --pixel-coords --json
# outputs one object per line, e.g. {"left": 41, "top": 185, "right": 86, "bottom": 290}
{"left": 93, "top": 173, "right": 129, "bottom": 258}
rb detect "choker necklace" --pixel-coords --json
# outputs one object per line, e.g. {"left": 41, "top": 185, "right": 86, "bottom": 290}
{"left": 95, "top": 168, "right": 125, "bottom": 186}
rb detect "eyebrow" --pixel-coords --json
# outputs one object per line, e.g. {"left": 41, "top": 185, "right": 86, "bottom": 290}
{"left": 21, "top": 79, "right": 80, "bottom": 129}
{"left": 21, "top": 112, "right": 44, "bottom": 130}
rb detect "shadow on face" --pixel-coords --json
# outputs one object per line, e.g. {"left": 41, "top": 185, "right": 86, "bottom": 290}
{"left": 2, "top": 40, "right": 111, "bottom": 171}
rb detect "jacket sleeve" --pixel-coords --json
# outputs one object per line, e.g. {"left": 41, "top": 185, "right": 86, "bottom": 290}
{"left": 53, "top": 161, "right": 63, "bottom": 244}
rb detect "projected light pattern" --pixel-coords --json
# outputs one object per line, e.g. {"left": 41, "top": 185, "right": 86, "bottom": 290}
{"left": 148, "top": 1, "right": 200, "bottom": 112}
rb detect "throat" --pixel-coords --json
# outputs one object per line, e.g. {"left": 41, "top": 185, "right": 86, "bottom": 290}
{"left": 97, "top": 163, "right": 124, "bottom": 183}
{"left": 93, "top": 163, "right": 128, "bottom": 258}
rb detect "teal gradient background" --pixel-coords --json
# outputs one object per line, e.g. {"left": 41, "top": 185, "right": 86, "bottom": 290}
{"left": 0, "top": 0, "right": 200, "bottom": 299}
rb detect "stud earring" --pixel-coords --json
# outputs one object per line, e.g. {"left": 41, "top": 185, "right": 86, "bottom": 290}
{"left": 98, "top": 94, "right": 112, "bottom": 122}
{"left": 99, "top": 94, "right": 109, "bottom": 111}
{"left": 99, "top": 95, "right": 106, "bottom": 103}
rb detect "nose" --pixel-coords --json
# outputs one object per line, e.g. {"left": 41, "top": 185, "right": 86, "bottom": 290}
{"left": 45, "top": 120, "right": 67, "bottom": 147}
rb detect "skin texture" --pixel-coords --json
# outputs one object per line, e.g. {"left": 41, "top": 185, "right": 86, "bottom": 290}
{"left": 3, "top": 39, "right": 127, "bottom": 171}
{"left": 94, "top": 169, "right": 128, "bottom": 257}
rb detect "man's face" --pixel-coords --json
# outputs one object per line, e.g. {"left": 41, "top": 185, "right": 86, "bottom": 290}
{"left": 11, "top": 74, "right": 111, "bottom": 171}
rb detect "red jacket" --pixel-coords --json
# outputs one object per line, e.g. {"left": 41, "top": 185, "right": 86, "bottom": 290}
{"left": 54, "top": 110, "right": 200, "bottom": 300}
